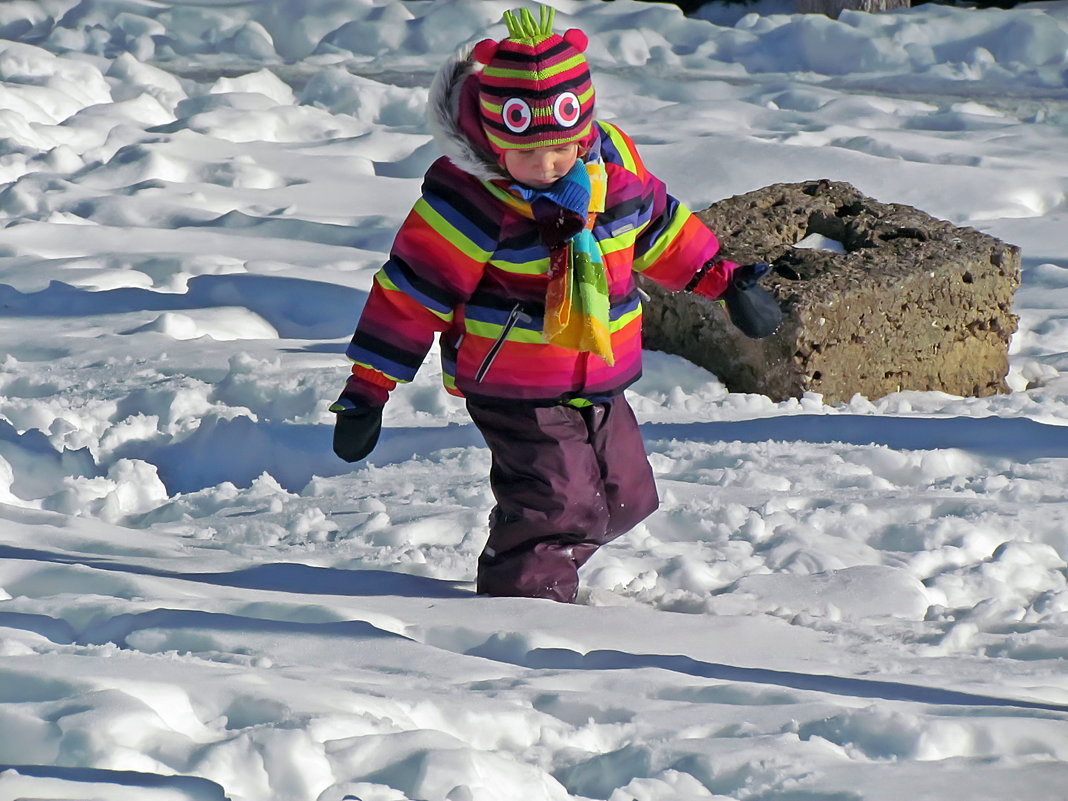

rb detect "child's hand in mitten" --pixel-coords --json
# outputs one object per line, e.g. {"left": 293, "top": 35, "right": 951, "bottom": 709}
{"left": 721, "top": 262, "right": 783, "bottom": 339}
{"left": 330, "top": 399, "right": 383, "bottom": 463}
{"left": 329, "top": 368, "right": 395, "bottom": 463}
{"left": 329, "top": 391, "right": 384, "bottom": 463}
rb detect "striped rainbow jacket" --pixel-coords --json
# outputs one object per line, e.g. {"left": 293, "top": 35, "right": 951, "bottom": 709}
{"left": 341, "top": 50, "right": 733, "bottom": 406}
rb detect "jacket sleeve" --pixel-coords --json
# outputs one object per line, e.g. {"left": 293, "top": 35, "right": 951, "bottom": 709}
{"left": 601, "top": 123, "right": 735, "bottom": 298}
{"left": 343, "top": 159, "right": 498, "bottom": 393}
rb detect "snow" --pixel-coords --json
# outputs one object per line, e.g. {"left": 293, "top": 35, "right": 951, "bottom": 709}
{"left": 0, "top": 0, "right": 1067, "bottom": 799}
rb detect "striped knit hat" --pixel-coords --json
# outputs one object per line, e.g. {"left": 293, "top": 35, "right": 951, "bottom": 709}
{"left": 473, "top": 6, "right": 595, "bottom": 153}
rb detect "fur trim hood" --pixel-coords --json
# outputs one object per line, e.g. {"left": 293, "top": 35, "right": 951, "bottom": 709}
{"left": 426, "top": 47, "right": 510, "bottom": 183}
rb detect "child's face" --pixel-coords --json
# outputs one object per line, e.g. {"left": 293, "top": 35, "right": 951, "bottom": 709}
{"left": 503, "top": 143, "right": 581, "bottom": 189}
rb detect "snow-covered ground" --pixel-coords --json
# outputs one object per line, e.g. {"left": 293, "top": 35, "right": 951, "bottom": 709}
{"left": 1, "top": 0, "right": 1067, "bottom": 799}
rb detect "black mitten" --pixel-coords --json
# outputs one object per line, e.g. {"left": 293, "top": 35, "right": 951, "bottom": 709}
{"left": 329, "top": 398, "right": 383, "bottom": 463}
{"left": 722, "top": 262, "right": 783, "bottom": 339}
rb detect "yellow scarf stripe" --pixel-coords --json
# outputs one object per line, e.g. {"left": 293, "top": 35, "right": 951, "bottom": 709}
{"left": 587, "top": 317, "right": 613, "bottom": 362}
{"left": 587, "top": 159, "right": 607, "bottom": 213}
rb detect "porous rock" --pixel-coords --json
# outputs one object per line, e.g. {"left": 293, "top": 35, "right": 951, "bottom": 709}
{"left": 640, "top": 180, "right": 1021, "bottom": 403}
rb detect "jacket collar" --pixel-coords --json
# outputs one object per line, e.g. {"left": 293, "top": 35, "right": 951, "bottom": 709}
{"left": 427, "top": 47, "right": 510, "bottom": 183}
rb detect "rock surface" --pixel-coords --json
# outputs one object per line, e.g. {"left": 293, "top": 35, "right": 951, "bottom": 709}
{"left": 640, "top": 180, "right": 1021, "bottom": 403}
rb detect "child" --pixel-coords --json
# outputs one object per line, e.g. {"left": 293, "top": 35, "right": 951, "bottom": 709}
{"left": 331, "top": 6, "right": 780, "bottom": 603}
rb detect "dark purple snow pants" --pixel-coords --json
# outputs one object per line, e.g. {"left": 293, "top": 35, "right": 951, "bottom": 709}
{"left": 466, "top": 396, "right": 659, "bottom": 603}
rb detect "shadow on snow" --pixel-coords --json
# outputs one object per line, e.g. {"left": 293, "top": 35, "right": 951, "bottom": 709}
{"left": 641, "top": 414, "right": 1068, "bottom": 462}
{"left": 0, "top": 548, "right": 1064, "bottom": 715}
{"left": 141, "top": 413, "right": 1068, "bottom": 494}
{"left": 0, "top": 544, "right": 470, "bottom": 611}
{"left": 0, "top": 275, "right": 365, "bottom": 340}
{"left": 6, "top": 402, "right": 1068, "bottom": 498}
{"left": 503, "top": 647, "right": 1068, "bottom": 716}
{"left": 0, "top": 764, "right": 230, "bottom": 801}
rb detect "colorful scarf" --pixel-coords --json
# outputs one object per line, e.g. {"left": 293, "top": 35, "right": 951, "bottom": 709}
{"left": 511, "top": 156, "right": 612, "bottom": 365}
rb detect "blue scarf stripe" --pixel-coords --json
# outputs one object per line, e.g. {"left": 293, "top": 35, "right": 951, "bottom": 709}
{"left": 511, "top": 158, "right": 592, "bottom": 217}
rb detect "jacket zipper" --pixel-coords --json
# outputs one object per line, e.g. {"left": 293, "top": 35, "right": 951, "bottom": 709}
{"left": 475, "top": 303, "right": 532, "bottom": 383}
